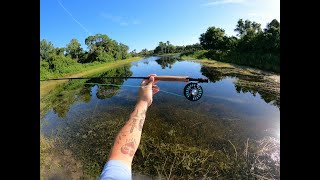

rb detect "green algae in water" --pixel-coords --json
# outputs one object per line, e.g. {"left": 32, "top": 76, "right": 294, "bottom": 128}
{"left": 40, "top": 56, "right": 280, "bottom": 179}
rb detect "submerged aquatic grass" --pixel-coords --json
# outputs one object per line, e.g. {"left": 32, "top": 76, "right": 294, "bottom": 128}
{"left": 40, "top": 57, "right": 280, "bottom": 179}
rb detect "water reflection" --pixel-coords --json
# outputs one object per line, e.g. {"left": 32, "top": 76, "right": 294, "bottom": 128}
{"left": 155, "top": 56, "right": 182, "bottom": 69}
{"left": 85, "top": 64, "right": 132, "bottom": 99}
{"left": 201, "top": 66, "right": 280, "bottom": 109}
{"left": 50, "top": 64, "right": 133, "bottom": 117}
{"left": 41, "top": 56, "right": 280, "bottom": 179}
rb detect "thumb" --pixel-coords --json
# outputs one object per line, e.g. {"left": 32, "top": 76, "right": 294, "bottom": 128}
{"left": 146, "top": 76, "right": 155, "bottom": 87}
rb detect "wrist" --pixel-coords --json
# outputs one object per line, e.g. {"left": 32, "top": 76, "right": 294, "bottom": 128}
{"left": 136, "top": 100, "right": 149, "bottom": 108}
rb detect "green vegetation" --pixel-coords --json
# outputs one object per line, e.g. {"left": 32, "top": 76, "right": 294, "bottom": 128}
{"left": 198, "top": 60, "right": 280, "bottom": 108}
{"left": 40, "top": 61, "right": 279, "bottom": 179}
{"left": 40, "top": 19, "right": 280, "bottom": 179}
{"left": 40, "top": 34, "right": 138, "bottom": 80}
{"left": 153, "top": 41, "right": 202, "bottom": 55}
{"left": 40, "top": 78, "right": 279, "bottom": 179}
{"left": 40, "top": 57, "right": 141, "bottom": 98}
{"left": 155, "top": 19, "right": 280, "bottom": 73}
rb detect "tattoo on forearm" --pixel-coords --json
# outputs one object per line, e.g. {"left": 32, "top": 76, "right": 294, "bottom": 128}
{"left": 120, "top": 138, "right": 137, "bottom": 157}
{"left": 129, "top": 110, "right": 139, "bottom": 133}
{"left": 129, "top": 108, "right": 146, "bottom": 133}
{"left": 116, "top": 130, "right": 128, "bottom": 144}
{"left": 138, "top": 109, "right": 146, "bottom": 131}
{"left": 138, "top": 118, "right": 145, "bottom": 131}
{"left": 140, "top": 109, "right": 146, "bottom": 118}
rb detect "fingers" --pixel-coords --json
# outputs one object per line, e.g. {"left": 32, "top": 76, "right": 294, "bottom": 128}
{"left": 141, "top": 76, "right": 154, "bottom": 88}
{"left": 148, "top": 74, "right": 159, "bottom": 85}
{"left": 152, "top": 85, "right": 160, "bottom": 95}
{"left": 141, "top": 74, "right": 158, "bottom": 87}
{"left": 140, "top": 80, "right": 147, "bottom": 86}
{"left": 148, "top": 76, "right": 155, "bottom": 86}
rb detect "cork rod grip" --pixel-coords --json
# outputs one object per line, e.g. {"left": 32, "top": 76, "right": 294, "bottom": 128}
{"left": 154, "top": 76, "right": 189, "bottom": 82}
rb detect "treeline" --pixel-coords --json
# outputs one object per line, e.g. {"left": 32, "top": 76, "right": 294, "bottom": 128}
{"left": 137, "top": 42, "right": 202, "bottom": 56}
{"left": 152, "top": 41, "right": 203, "bottom": 55}
{"left": 152, "top": 19, "right": 280, "bottom": 73}
{"left": 182, "top": 19, "right": 280, "bottom": 73}
{"left": 40, "top": 34, "right": 135, "bottom": 79}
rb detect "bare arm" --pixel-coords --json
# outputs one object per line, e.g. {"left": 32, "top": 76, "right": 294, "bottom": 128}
{"left": 108, "top": 74, "right": 159, "bottom": 168}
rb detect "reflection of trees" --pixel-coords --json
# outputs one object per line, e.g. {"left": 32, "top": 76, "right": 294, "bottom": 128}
{"left": 48, "top": 64, "right": 133, "bottom": 117}
{"left": 200, "top": 66, "right": 224, "bottom": 82}
{"left": 50, "top": 80, "right": 86, "bottom": 118}
{"left": 235, "top": 81, "right": 280, "bottom": 108}
{"left": 155, "top": 57, "right": 180, "bottom": 69}
{"left": 52, "top": 95, "right": 76, "bottom": 118}
{"left": 78, "top": 86, "right": 92, "bottom": 103}
{"left": 85, "top": 64, "right": 133, "bottom": 99}
{"left": 201, "top": 66, "right": 280, "bottom": 109}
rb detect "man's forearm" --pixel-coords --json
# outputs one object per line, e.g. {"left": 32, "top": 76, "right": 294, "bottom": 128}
{"left": 108, "top": 100, "right": 148, "bottom": 167}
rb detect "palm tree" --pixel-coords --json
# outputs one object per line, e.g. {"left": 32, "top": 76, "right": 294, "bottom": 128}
{"left": 159, "top": 42, "right": 164, "bottom": 54}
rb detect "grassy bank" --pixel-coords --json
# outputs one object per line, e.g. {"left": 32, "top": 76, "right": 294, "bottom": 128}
{"left": 40, "top": 56, "right": 141, "bottom": 98}
{"left": 153, "top": 53, "right": 180, "bottom": 57}
{"left": 183, "top": 58, "right": 280, "bottom": 108}
{"left": 181, "top": 50, "right": 279, "bottom": 73}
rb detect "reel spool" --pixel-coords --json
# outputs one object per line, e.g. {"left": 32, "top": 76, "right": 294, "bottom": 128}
{"left": 183, "top": 82, "right": 203, "bottom": 101}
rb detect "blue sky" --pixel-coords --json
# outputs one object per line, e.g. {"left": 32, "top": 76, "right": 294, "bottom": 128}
{"left": 40, "top": 0, "right": 280, "bottom": 52}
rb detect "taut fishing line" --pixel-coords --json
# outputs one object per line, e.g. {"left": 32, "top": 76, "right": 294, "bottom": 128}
{"left": 42, "top": 76, "right": 209, "bottom": 101}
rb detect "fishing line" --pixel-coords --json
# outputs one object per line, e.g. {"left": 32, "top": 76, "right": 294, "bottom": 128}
{"left": 42, "top": 76, "right": 208, "bottom": 101}
{"left": 84, "top": 82, "right": 185, "bottom": 98}
{"left": 57, "top": 0, "right": 91, "bottom": 35}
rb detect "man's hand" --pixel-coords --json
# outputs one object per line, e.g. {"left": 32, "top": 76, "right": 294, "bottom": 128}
{"left": 138, "top": 74, "right": 160, "bottom": 107}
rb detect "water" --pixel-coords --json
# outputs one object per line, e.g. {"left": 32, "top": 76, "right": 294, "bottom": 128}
{"left": 40, "top": 56, "right": 280, "bottom": 179}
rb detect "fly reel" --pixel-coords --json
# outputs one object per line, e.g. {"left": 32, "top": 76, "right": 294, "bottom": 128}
{"left": 183, "top": 83, "right": 204, "bottom": 101}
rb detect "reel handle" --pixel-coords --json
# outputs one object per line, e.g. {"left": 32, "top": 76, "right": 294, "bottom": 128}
{"left": 154, "top": 76, "right": 189, "bottom": 82}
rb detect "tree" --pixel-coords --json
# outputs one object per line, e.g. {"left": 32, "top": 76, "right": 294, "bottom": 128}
{"left": 55, "top": 47, "right": 65, "bottom": 56}
{"left": 263, "top": 19, "right": 280, "bottom": 54}
{"left": 84, "top": 34, "right": 128, "bottom": 62}
{"left": 265, "top": 19, "right": 280, "bottom": 31}
{"left": 130, "top": 49, "right": 137, "bottom": 57}
{"left": 140, "top": 49, "right": 148, "bottom": 56}
{"left": 223, "top": 36, "right": 238, "bottom": 51}
{"left": 199, "top": 27, "right": 227, "bottom": 50}
{"left": 159, "top": 42, "right": 165, "bottom": 54}
{"left": 66, "top": 39, "right": 83, "bottom": 60}
{"left": 119, "top": 43, "right": 129, "bottom": 59}
{"left": 234, "top": 19, "right": 262, "bottom": 38}
{"left": 40, "top": 39, "right": 55, "bottom": 61}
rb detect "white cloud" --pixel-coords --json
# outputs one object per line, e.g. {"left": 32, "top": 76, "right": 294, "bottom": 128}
{"left": 202, "top": 0, "right": 246, "bottom": 6}
{"left": 100, "top": 12, "right": 129, "bottom": 26}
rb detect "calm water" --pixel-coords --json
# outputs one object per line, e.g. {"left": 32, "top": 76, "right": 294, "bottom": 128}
{"left": 41, "top": 56, "right": 280, "bottom": 178}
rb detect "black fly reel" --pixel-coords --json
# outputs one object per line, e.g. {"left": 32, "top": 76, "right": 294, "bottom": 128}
{"left": 183, "top": 82, "right": 203, "bottom": 101}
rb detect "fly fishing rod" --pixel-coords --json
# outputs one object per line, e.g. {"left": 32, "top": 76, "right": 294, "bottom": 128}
{"left": 41, "top": 76, "right": 209, "bottom": 101}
